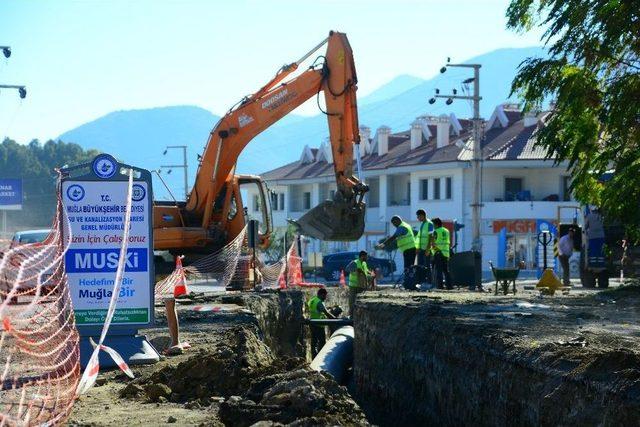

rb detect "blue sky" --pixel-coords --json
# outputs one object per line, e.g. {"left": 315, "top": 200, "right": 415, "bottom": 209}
{"left": 0, "top": 0, "right": 543, "bottom": 143}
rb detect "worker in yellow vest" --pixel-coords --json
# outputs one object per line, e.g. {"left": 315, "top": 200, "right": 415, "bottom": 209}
{"left": 431, "top": 217, "right": 452, "bottom": 289}
{"left": 347, "top": 251, "right": 375, "bottom": 317}
{"left": 307, "top": 288, "right": 335, "bottom": 358}
{"left": 376, "top": 215, "right": 417, "bottom": 290}
{"left": 415, "top": 209, "right": 434, "bottom": 287}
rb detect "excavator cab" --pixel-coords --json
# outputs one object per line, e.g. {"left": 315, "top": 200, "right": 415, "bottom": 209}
{"left": 238, "top": 175, "right": 273, "bottom": 247}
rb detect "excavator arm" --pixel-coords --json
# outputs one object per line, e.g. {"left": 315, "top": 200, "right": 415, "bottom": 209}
{"left": 186, "top": 31, "right": 367, "bottom": 241}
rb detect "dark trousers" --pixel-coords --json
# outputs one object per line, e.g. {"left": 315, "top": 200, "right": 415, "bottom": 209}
{"left": 559, "top": 255, "right": 571, "bottom": 286}
{"left": 433, "top": 252, "right": 452, "bottom": 289}
{"left": 416, "top": 250, "right": 432, "bottom": 284}
{"left": 402, "top": 247, "right": 417, "bottom": 290}
{"left": 310, "top": 325, "right": 326, "bottom": 358}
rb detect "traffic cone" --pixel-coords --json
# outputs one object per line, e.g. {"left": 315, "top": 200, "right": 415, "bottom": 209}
{"left": 339, "top": 269, "right": 347, "bottom": 288}
{"left": 173, "top": 256, "right": 188, "bottom": 298}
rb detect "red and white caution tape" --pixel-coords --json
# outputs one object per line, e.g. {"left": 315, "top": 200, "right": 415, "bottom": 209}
{"left": 77, "top": 170, "right": 135, "bottom": 394}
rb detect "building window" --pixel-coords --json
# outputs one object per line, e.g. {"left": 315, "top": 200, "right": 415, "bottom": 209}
{"left": 271, "top": 192, "right": 278, "bottom": 210}
{"left": 433, "top": 178, "right": 441, "bottom": 200}
{"left": 562, "top": 176, "right": 571, "bottom": 201}
{"left": 253, "top": 195, "right": 260, "bottom": 212}
{"left": 279, "top": 193, "right": 285, "bottom": 211}
{"left": 406, "top": 182, "right": 411, "bottom": 204}
{"left": 445, "top": 177, "right": 452, "bottom": 200}
{"left": 303, "top": 192, "right": 311, "bottom": 210}
{"left": 420, "top": 179, "right": 429, "bottom": 200}
{"left": 505, "top": 177, "right": 523, "bottom": 201}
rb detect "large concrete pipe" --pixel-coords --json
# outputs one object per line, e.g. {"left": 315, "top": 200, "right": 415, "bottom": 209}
{"left": 310, "top": 326, "right": 354, "bottom": 384}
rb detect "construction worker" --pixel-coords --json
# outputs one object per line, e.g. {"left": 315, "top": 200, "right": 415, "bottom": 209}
{"left": 376, "top": 215, "right": 417, "bottom": 290}
{"left": 558, "top": 227, "right": 575, "bottom": 286}
{"left": 308, "top": 288, "right": 335, "bottom": 358}
{"left": 415, "top": 209, "right": 434, "bottom": 287}
{"left": 431, "top": 218, "right": 452, "bottom": 290}
{"left": 347, "top": 251, "right": 375, "bottom": 317}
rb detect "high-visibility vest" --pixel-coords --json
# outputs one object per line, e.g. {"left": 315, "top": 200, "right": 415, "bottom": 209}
{"left": 348, "top": 258, "right": 369, "bottom": 288}
{"left": 416, "top": 219, "right": 433, "bottom": 250}
{"left": 308, "top": 296, "right": 326, "bottom": 319}
{"left": 396, "top": 221, "right": 416, "bottom": 253}
{"left": 433, "top": 226, "right": 451, "bottom": 258}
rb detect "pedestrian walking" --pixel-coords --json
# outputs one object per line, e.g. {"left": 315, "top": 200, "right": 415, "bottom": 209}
{"left": 431, "top": 218, "right": 452, "bottom": 289}
{"left": 376, "top": 216, "right": 417, "bottom": 290}
{"left": 415, "top": 209, "right": 434, "bottom": 287}
{"left": 558, "top": 228, "right": 575, "bottom": 286}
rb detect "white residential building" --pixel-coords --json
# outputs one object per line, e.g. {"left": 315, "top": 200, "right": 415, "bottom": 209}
{"left": 248, "top": 103, "right": 579, "bottom": 272}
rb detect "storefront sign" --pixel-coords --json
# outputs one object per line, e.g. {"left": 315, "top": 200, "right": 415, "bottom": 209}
{"left": 492, "top": 219, "right": 536, "bottom": 234}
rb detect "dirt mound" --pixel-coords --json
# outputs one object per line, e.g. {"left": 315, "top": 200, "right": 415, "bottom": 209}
{"left": 123, "top": 325, "right": 274, "bottom": 402}
{"left": 219, "top": 368, "right": 368, "bottom": 426}
{"left": 123, "top": 325, "right": 367, "bottom": 426}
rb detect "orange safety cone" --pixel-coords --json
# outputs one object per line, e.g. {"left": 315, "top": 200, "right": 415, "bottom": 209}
{"left": 339, "top": 269, "right": 347, "bottom": 288}
{"left": 173, "top": 256, "right": 189, "bottom": 298}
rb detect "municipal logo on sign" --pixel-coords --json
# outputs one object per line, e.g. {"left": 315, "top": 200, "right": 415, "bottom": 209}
{"left": 67, "top": 184, "right": 85, "bottom": 201}
{"left": 132, "top": 184, "right": 146, "bottom": 201}
{"left": 92, "top": 155, "right": 117, "bottom": 179}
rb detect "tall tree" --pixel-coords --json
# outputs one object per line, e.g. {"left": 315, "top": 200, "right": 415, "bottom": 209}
{"left": 0, "top": 138, "right": 99, "bottom": 233}
{"left": 507, "top": 0, "right": 640, "bottom": 235}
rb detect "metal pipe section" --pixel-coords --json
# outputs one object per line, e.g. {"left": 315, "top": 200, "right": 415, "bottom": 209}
{"left": 310, "top": 326, "right": 354, "bottom": 384}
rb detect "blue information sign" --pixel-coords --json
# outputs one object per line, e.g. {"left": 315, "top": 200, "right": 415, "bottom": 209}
{"left": 0, "top": 179, "right": 22, "bottom": 210}
{"left": 60, "top": 154, "right": 159, "bottom": 367}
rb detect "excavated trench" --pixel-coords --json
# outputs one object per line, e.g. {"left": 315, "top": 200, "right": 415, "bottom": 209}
{"left": 74, "top": 286, "right": 640, "bottom": 426}
{"left": 351, "top": 289, "right": 640, "bottom": 426}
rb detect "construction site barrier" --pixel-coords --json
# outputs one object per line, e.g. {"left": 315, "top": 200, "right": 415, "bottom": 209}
{"left": 0, "top": 178, "right": 80, "bottom": 426}
{"left": 155, "top": 228, "right": 325, "bottom": 297}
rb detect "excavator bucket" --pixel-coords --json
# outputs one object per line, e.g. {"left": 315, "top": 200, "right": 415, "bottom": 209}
{"left": 289, "top": 200, "right": 365, "bottom": 241}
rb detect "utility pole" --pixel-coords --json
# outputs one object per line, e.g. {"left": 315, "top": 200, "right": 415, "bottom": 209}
{"left": 430, "top": 60, "right": 483, "bottom": 252}
{"left": 161, "top": 145, "right": 189, "bottom": 200}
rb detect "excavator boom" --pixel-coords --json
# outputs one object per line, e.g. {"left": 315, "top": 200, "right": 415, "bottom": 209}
{"left": 154, "top": 31, "right": 366, "bottom": 254}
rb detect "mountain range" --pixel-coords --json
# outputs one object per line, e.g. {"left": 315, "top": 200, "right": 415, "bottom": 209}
{"left": 58, "top": 46, "right": 545, "bottom": 198}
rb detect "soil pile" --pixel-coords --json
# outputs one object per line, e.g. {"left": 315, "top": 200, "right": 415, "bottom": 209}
{"left": 219, "top": 368, "right": 368, "bottom": 426}
{"left": 122, "top": 325, "right": 367, "bottom": 426}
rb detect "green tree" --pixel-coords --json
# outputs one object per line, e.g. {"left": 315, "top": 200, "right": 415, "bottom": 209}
{"left": 0, "top": 138, "right": 99, "bottom": 233}
{"left": 506, "top": 0, "right": 640, "bottom": 235}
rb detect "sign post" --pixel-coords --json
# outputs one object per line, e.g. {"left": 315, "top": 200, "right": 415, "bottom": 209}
{"left": 61, "top": 154, "right": 159, "bottom": 367}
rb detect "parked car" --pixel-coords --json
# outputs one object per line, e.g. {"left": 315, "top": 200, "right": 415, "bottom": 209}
{"left": 3, "top": 229, "right": 55, "bottom": 301}
{"left": 322, "top": 251, "right": 396, "bottom": 281}
{"left": 10, "top": 229, "right": 51, "bottom": 249}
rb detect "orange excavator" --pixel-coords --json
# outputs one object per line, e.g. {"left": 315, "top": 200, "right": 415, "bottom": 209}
{"left": 153, "top": 31, "right": 367, "bottom": 263}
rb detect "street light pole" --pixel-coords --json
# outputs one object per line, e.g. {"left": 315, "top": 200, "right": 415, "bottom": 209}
{"left": 432, "top": 62, "right": 483, "bottom": 253}
{"left": 0, "top": 45, "right": 27, "bottom": 99}
{"left": 162, "top": 145, "right": 189, "bottom": 200}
